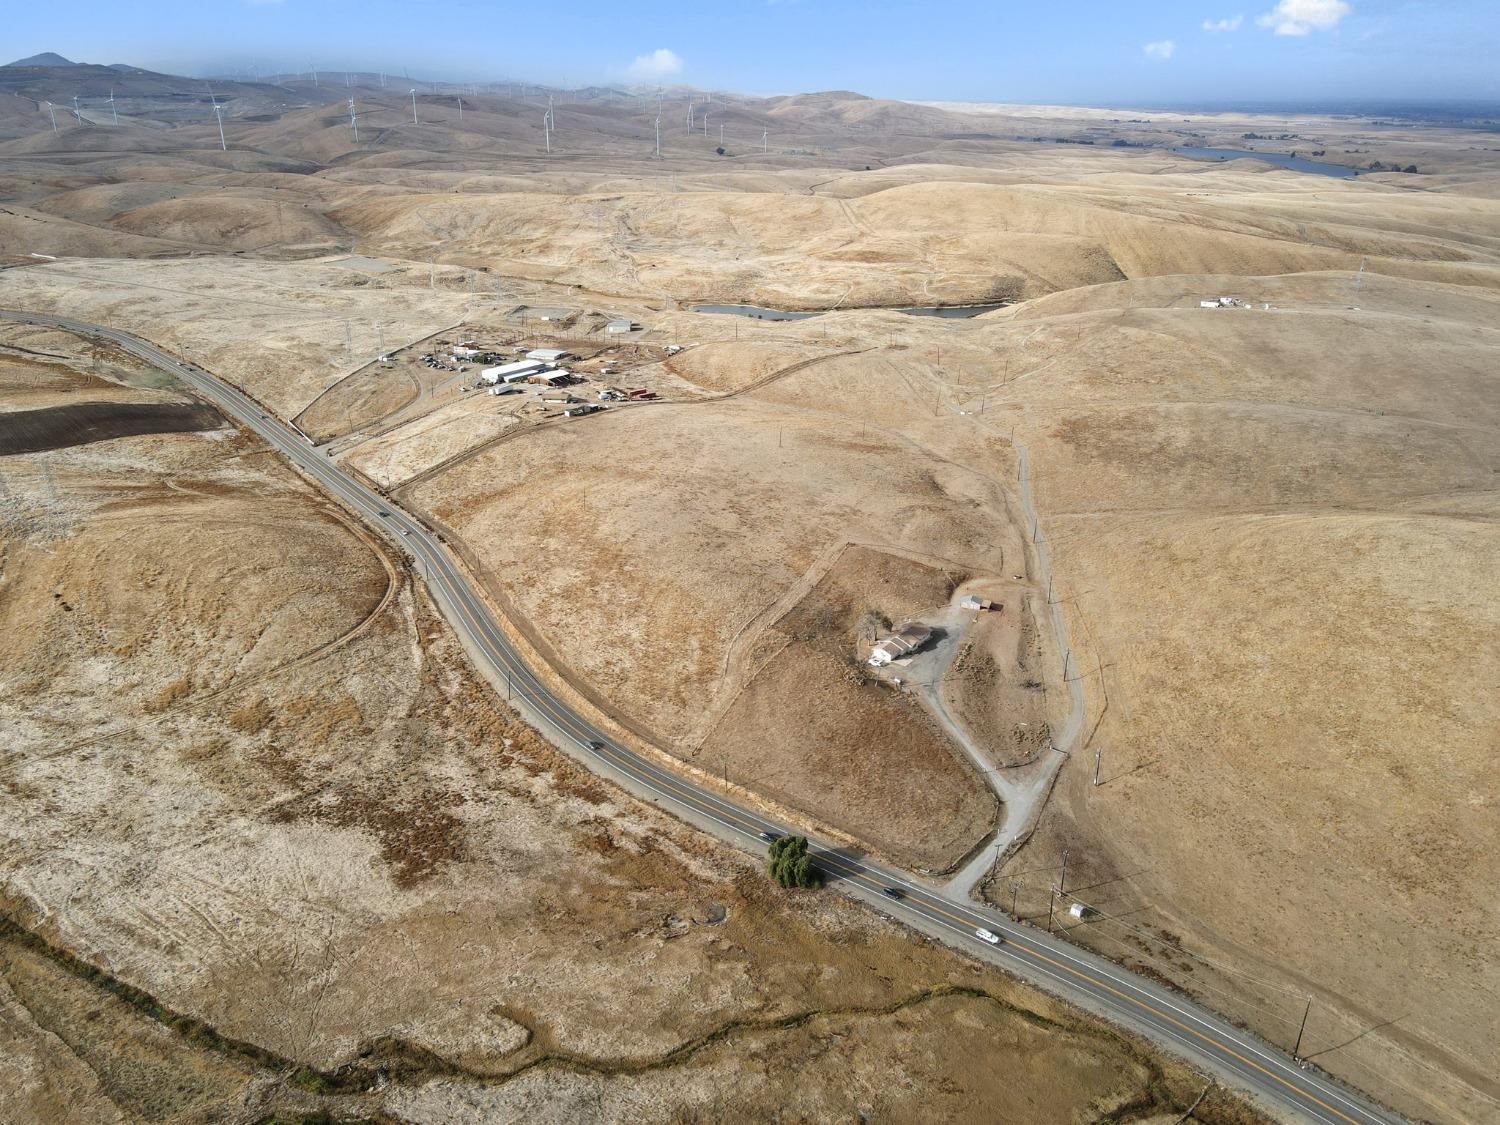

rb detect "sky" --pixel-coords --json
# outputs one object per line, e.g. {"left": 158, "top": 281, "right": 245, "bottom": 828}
{"left": 8, "top": 0, "right": 1499, "bottom": 106}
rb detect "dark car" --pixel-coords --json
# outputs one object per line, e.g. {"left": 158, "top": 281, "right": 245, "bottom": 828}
{"left": 881, "top": 886, "right": 904, "bottom": 900}
{"left": 758, "top": 830, "right": 781, "bottom": 843}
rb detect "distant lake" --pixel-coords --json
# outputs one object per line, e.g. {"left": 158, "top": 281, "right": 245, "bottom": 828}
{"left": 692, "top": 304, "right": 820, "bottom": 321}
{"left": 897, "top": 303, "right": 1009, "bottom": 318}
{"left": 691, "top": 302, "right": 1009, "bottom": 321}
{"left": 1172, "top": 146, "right": 1359, "bottom": 179}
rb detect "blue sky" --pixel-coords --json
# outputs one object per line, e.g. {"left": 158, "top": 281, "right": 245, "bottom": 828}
{"left": 9, "top": 1, "right": 1498, "bottom": 105}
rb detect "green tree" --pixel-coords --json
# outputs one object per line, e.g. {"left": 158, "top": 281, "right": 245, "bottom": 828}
{"left": 767, "top": 836, "right": 822, "bottom": 888}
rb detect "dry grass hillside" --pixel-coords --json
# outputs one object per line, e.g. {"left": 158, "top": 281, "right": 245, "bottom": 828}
{"left": 5, "top": 70, "right": 1500, "bottom": 1124}
{"left": 0, "top": 324, "right": 1258, "bottom": 1125}
{"left": 959, "top": 272, "right": 1500, "bottom": 1124}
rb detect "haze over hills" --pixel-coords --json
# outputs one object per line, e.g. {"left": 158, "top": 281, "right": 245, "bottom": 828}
{"left": 1, "top": 45, "right": 1497, "bottom": 1125}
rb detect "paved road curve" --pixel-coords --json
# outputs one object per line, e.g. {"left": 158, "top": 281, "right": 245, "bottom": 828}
{"left": 1, "top": 308, "right": 1406, "bottom": 1125}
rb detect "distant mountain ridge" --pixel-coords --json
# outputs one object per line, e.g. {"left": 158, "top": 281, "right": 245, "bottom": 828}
{"left": 6, "top": 52, "right": 77, "bottom": 67}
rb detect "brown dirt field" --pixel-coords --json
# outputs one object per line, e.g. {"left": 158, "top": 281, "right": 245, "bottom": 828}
{"left": 297, "top": 361, "right": 417, "bottom": 442}
{"left": 700, "top": 547, "right": 995, "bottom": 872}
{"left": 0, "top": 400, "right": 225, "bottom": 455}
{"left": 940, "top": 602, "right": 1050, "bottom": 769}
{"left": 0, "top": 258, "right": 467, "bottom": 418}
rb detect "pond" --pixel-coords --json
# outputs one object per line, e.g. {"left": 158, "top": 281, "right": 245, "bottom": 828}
{"left": 1171, "top": 146, "right": 1359, "bottom": 179}
{"left": 691, "top": 302, "right": 1009, "bottom": 320}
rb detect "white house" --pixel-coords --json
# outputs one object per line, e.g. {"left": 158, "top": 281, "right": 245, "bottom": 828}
{"left": 868, "top": 621, "right": 934, "bottom": 667}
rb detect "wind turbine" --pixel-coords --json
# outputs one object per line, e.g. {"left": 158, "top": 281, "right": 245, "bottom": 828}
{"left": 456, "top": 94, "right": 462, "bottom": 120}
{"left": 212, "top": 99, "right": 227, "bottom": 150}
{"left": 348, "top": 97, "right": 359, "bottom": 142}
{"left": 410, "top": 88, "right": 418, "bottom": 125}
{"left": 654, "top": 109, "right": 661, "bottom": 158}
{"left": 763, "top": 129, "right": 768, "bottom": 154}
{"left": 543, "top": 106, "right": 551, "bottom": 153}
{"left": 44, "top": 101, "right": 58, "bottom": 133}
{"left": 71, "top": 94, "right": 81, "bottom": 122}
{"left": 107, "top": 88, "right": 118, "bottom": 125}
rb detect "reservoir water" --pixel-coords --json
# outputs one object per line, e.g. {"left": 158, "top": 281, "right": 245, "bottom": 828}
{"left": 1171, "top": 146, "right": 1359, "bottom": 179}
{"left": 692, "top": 302, "right": 1009, "bottom": 320}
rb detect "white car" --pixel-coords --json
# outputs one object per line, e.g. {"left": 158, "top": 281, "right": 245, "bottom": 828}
{"left": 974, "top": 928, "right": 1002, "bottom": 945}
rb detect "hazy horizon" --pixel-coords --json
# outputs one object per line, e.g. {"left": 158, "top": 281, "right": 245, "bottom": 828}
{"left": 7, "top": 0, "right": 1498, "bottom": 106}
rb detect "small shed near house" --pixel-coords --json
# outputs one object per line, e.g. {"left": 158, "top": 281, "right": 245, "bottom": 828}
{"left": 959, "top": 594, "right": 994, "bottom": 612}
{"left": 606, "top": 318, "right": 638, "bottom": 334}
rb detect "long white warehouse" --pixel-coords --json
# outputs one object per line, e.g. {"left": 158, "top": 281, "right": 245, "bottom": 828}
{"left": 480, "top": 360, "right": 548, "bottom": 385}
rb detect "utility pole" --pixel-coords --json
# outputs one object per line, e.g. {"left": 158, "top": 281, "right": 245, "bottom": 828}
{"left": 1293, "top": 996, "right": 1313, "bottom": 1060}
{"left": 1059, "top": 848, "right": 1069, "bottom": 896}
{"left": 1093, "top": 744, "right": 1103, "bottom": 786}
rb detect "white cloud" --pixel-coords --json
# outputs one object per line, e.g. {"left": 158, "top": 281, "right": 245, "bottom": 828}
{"left": 1202, "top": 14, "right": 1243, "bottom": 31}
{"left": 1143, "top": 39, "right": 1177, "bottom": 60}
{"left": 625, "top": 48, "right": 683, "bottom": 81}
{"left": 1257, "top": 0, "right": 1351, "bottom": 36}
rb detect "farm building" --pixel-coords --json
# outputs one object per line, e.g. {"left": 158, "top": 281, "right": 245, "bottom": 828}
{"left": 959, "top": 594, "right": 995, "bottom": 611}
{"left": 868, "top": 621, "right": 934, "bottom": 667}
{"left": 526, "top": 348, "right": 572, "bottom": 363}
{"left": 606, "top": 318, "right": 638, "bottom": 334}
{"left": 481, "top": 360, "right": 547, "bottom": 385}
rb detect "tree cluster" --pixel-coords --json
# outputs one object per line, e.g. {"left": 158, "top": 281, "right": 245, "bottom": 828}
{"left": 768, "top": 835, "right": 822, "bottom": 889}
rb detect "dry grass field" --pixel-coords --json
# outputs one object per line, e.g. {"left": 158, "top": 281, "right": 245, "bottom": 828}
{"left": 0, "top": 325, "right": 1252, "bottom": 1124}
{"left": 3, "top": 68, "right": 1499, "bottom": 1123}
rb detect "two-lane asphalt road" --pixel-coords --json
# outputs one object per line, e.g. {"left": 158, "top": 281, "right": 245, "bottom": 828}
{"left": 1, "top": 308, "right": 1407, "bottom": 1125}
